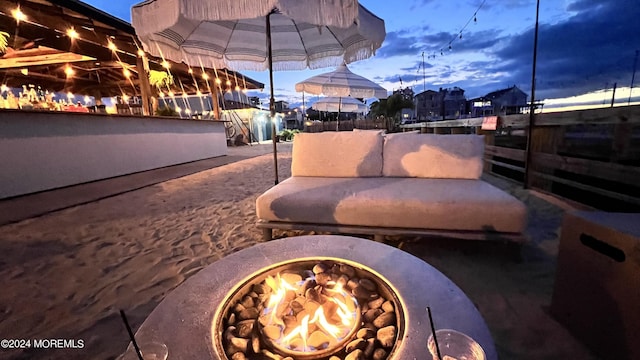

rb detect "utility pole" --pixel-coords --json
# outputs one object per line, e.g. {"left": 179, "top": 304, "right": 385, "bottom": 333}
{"left": 611, "top": 82, "right": 617, "bottom": 108}
{"left": 523, "top": 0, "right": 540, "bottom": 189}
{"left": 629, "top": 50, "right": 638, "bottom": 105}
{"left": 422, "top": 52, "right": 426, "bottom": 92}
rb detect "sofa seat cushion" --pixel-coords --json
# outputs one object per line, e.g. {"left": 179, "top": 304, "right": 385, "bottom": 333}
{"left": 383, "top": 133, "right": 484, "bottom": 179}
{"left": 291, "top": 132, "right": 384, "bottom": 177}
{"left": 256, "top": 177, "right": 527, "bottom": 233}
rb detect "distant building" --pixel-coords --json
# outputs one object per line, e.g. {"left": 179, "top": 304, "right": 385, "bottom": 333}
{"left": 414, "top": 90, "right": 439, "bottom": 121}
{"left": 442, "top": 87, "right": 467, "bottom": 119}
{"left": 393, "top": 87, "right": 414, "bottom": 101}
{"left": 470, "top": 85, "right": 528, "bottom": 117}
{"left": 248, "top": 96, "right": 261, "bottom": 108}
{"left": 273, "top": 100, "right": 289, "bottom": 112}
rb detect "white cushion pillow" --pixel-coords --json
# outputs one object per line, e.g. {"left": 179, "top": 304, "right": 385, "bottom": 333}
{"left": 383, "top": 133, "right": 484, "bottom": 179}
{"left": 291, "top": 131, "right": 384, "bottom": 177}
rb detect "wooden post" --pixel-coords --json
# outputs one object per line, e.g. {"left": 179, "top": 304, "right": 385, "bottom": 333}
{"left": 612, "top": 123, "right": 632, "bottom": 162}
{"left": 136, "top": 56, "right": 153, "bottom": 116}
{"left": 478, "top": 128, "right": 495, "bottom": 173}
{"left": 212, "top": 85, "right": 221, "bottom": 120}
{"left": 527, "top": 126, "right": 565, "bottom": 189}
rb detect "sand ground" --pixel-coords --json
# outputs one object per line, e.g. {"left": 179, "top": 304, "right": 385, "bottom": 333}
{"left": 0, "top": 142, "right": 600, "bottom": 360}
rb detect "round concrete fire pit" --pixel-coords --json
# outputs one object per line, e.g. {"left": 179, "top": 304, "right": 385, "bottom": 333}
{"left": 124, "top": 235, "right": 497, "bottom": 360}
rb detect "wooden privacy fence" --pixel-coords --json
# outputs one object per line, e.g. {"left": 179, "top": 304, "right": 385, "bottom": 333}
{"left": 401, "top": 105, "right": 640, "bottom": 211}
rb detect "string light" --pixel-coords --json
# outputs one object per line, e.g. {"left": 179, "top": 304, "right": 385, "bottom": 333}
{"left": 123, "top": 68, "right": 131, "bottom": 78}
{"left": 137, "top": 49, "right": 145, "bottom": 57}
{"left": 107, "top": 41, "right": 117, "bottom": 51}
{"left": 65, "top": 65, "right": 75, "bottom": 77}
{"left": 12, "top": 7, "right": 26, "bottom": 22}
{"left": 66, "top": 28, "right": 79, "bottom": 40}
{"left": 427, "top": 0, "right": 486, "bottom": 59}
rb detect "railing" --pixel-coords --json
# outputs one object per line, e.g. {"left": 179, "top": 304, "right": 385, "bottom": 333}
{"left": 304, "top": 118, "right": 393, "bottom": 132}
{"left": 401, "top": 105, "right": 640, "bottom": 211}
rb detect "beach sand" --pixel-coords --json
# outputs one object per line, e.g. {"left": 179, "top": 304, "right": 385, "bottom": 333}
{"left": 0, "top": 143, "right": 598, "bottom": 359}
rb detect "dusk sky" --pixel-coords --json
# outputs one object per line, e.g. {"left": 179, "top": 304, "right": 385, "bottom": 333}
{"left": 85, "top": 0, "right": 640, "bottom": 111}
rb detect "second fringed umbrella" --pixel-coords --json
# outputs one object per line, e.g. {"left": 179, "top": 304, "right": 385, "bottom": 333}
{"left": 131, "top": 0, "right": 386, "bottom": 184}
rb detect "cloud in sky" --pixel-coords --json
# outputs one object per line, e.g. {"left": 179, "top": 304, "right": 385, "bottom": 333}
{"left": 381, "top": 0, "right": 639, "bottom": 103}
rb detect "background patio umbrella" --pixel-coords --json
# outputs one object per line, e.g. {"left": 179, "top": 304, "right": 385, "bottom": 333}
{"left": 295, "top": 63, "right": 388, "bottom": 130}
{"left": 312, "top": 96, "right": 368, "bottom": 113}
{"left": 131, "top": 0, "right": 386, "bottom": 184}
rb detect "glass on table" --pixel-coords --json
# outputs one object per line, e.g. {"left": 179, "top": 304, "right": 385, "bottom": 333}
{"left": 427, "top": 329, "right": 486, "bottom": 360}
{"left": 117, "top": 341, "right": 168, "bottom": 360}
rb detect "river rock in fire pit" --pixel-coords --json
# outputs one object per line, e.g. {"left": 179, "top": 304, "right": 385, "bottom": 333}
{"left": 236, "top": 320, "right": 255, "bottom": 337}
{"left": 373, "top": 312, "right": 396, "bottom": 328}
{"left": 345, "top": 348, "right": 365, "bottom": 360}
{"left": 376, "top": 325, "right": 397, "bottom": 348}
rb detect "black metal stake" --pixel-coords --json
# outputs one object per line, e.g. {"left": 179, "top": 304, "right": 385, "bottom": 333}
{"left": 427, "top": 306, "right": 442, "bottom": 360}
{"left": 120, "top": 310, "right": 144, "bottom": 360}
{"left": 524, "top": 0, "right": 540, "bottom": 189}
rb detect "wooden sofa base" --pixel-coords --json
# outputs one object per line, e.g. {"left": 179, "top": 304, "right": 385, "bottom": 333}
{"left": 257, "top": 220, "right": 526, "bottom": 244}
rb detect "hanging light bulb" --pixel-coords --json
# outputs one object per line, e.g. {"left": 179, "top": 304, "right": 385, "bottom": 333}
{"left": 196, "top": 90, "right": 203, "bottom": 97}
{"left": 235, "top": 85, "right": 240, "bottom": 91}
{"left": 459, "top": 33, "right": 463, "bottom": 39}
{"left": 66, "top": 28, "right": 79, "bottom": 40}
{"left": 159, "top": 91, "right": 165, "bottom": 98}
{"left": 215, "top": 78, "right": 222, "bottom": 84}
{"left": 202, "top": 73, "right": 209, "bottom": 80}
{"left": 123, "top": 68, "right": 131, "bottom": 78}
{"left": 188, "top": 68, "right": 193, "bottom": 74}
{"left": 12, "top": 7, "right": 26, "bottom": 22}
{"left": 137, "top": 49, "right": 145, "bottom": 57}
{"left": 168, "top": 91, "right": 174, "bottom": 97}
{"left": 448, "top": 44, "right": 452, "bottom": 50}
{"left": 175, "top": 106, "right": 182, "bottom": 112}
{"left": 122, "top": 94, "right": 130, "bottom": 102}
{"left": 225, "top": 80, "right": 231, "bottom": 86}
{"left": 107, "top": 41, "right": 117, "bottom": 51}
{"left": 65, "top": 65, "right": 75, "bottom": 77}
{"left": 474, "top": 14, "right": 477, "bottom": 23}
{"left": 161, "top": 61, "right": 170, "bottom": 69}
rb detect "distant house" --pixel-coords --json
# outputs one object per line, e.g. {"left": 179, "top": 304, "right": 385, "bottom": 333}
{"left": 273, "top": 100, "right": 289, "bottom": 112}
{"left": 442, "top": 87, "right": 467, "bottom": 119}
{"left": 470, "top": 86, "right": 528, "bottom": 117}
{"left": 414, "top": 90, "right": 439, "bottom": 121}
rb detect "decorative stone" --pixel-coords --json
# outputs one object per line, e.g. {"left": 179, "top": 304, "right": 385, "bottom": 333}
{"left": 364, "top": 337, "right": 376, "bottom": 358}
{"left": 262, "top": 325, "right": 281, "bottom": 340}
{"left": 238, "top": 307, "right": 260, "bottom": 320}
{"left": 358, "top": 278, "right": 377, "bottom": 292}
{"left": 307, "top": 330, "right": 331, "bottom": 349}
{"left": 231, "top": 352, "right": 247, "bottom": 360}
{"left": 377, "top": 325, "right": 397, "bottom": 347}
{"left": 340, "top": 264, "right": 356, "bottom": 277}
{"left": 315, "top": 272, "right": 332, "bottom": 286}
{"left": 345, "top": 349, "right": 365, "bottom": 360}
{"left": 235, "top": 320, "right": 255, "bottom": 337}
{"left": 373, "top": 347, "right": 388, "bottom": 360}
{"left": 252, "top": 283, "right": 269, "bottom": 294}
{"left": 373, "top": 312, "right": 396, "bottom": 328}
{"left": 352, "top": 285, "right": 375, "bottom": 300}
{"left": 347, "top": 278, "right": 359, "bottom": 290}
{"left": 313, "top": 262, "right": 329, "bottom": 274}
{"left": 368, "top": 297, "right": 385, "bottom": 310}
{"left": 241, "top": 295, "right": 254, "bottom": 308}
{"left": 357, "top": 327, "right": 376, "bottom": 340}
{"left": 381, "top": 300, "right": 394, "bottom": 313}
{"left": 346, "top": 338, "right": 367, "bottom": 352}
{"left": 282, "top": 272, "right": 302, "bottom": 285}
{"left": 364, "top": 308, "right": 383, "bottom": 323}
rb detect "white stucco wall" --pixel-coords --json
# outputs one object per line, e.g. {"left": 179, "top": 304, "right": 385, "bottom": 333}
{"left": 0, "top": 110, "right": 227, "bottom": 199}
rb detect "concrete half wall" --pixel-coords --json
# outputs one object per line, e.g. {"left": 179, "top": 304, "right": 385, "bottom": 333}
{"left": 0, "top": 111, "right": 227, "bottom": 199}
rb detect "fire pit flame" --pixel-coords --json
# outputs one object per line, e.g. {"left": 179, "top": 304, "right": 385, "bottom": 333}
{"left": 260, "top": 272, "right": 360, "bottom": 354}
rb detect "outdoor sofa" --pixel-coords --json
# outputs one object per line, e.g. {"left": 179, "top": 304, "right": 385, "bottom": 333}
{"left": 256, "top": 130, "right": 527, "bottom": 243}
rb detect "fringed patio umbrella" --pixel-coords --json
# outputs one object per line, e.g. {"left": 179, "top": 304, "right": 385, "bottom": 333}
{"left": 312, "top": 96, "right": 368, "bottom": 113}
{"left": 295, "top": 63, "right": 387, "bottom": 130}
{"left": 131, "top": 0, "right": 386, "bottom": 184}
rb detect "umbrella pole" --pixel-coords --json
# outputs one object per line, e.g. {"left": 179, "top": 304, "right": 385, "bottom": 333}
{"left": 337, "top": 97, "right": 342, "bottom": 131}
{"left": 267, "top": 12, "right": 279, "bottom": 185}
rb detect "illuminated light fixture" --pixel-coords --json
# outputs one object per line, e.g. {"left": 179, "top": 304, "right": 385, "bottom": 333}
{"left": 20, "top": 68, "right": 28, "bottom": 75}
{"left": 66, "top": 28, "right": 79, "bottom": 40}
{"left": 65, "top": 66, "right": 75, "bottom": 76}
{"left": 185, "top": 108, "right": 191, "bottom": 114}
{"left": 182, "top": 93, "right": 188, "bottom": 98}
{"left": 67, "top": 92, "right": 74, "bottom": 99}
{"left": 168, "top": 91, "right": 174, "bottom": 97}
{"left": 159, "top": 91, "right": 165, "bottom": 98}
{"left": 107, "top": 41, "right": 117, "bottom": 51}
{"left": 137, "top": 49, "right": 145, "bottom": 57}
{"left": 225, "top": 80, "right": 231, "bottom": 86}
{"left": 188, "top": 68, "right": 193, "bottom": 74}
{"left": 202, "top": 73, "right": 209, "bottom": 80}
{"left": 1, "top": 84, "right": 8, "bottom": 93}
{"left": 122, "top": 94, "right": 130, "bottom": 102}
{"left": 84, "top": 95, "right": 91, "bottom": 104}
{"left": 196, "top": 90, "right": 203, "bottom": 97}
{"left": 242, "top": 88, "right": 248, "bottom": 93}
{"left": 215, "top": 78, "right": 222, "bottom": 84}
{"left": 235, "top": 85, "right": 240, "bottom": 91}
{"left": 175, "top": 106, "right": 182, "bottom": 112}
{"left": 161, "top": 61, "right": 170, "bottom": 69}
{"left": 12, "top": 7, "right": 26, "bottom": 22}
{"left": 123, "top": 69, "right": 131, "bottom": 78}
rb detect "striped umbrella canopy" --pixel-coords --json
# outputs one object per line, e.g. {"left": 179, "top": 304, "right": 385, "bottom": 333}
{"left": 132, "top": 0, "right": 386, "bottom": 185}
{"left": 295, "top": 63, "right": 388, "bottom": 99}
{"left": 312, "top": 96, "right": 368, "bottom": 113}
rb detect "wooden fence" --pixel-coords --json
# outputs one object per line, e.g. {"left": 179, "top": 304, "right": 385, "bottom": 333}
{"left": 400, "top": 105, "right": 640, "bottom": 211}
{"left": 304, "top": 118, "right": 393, "bottom": 132}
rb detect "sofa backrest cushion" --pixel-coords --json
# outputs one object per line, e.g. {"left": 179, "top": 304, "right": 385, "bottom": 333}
{"left": 383, "top": 133, "right": 485, "bottom": 179}
{"left": 292, "top": 131, "right": 384, "bottom": 177}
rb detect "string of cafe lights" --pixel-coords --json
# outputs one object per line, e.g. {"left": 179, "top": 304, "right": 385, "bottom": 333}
{"left": 2, "top": 5, "right": 253, "bottom": 115}
{"left": 426, "top": 0, "right": 488, "bottom": 59}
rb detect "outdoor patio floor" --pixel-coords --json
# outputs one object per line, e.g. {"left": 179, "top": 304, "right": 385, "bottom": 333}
{"left": 0, "top": 141, "right": 600, "bottom": 360}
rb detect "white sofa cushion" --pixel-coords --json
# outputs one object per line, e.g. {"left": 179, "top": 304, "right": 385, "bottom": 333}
{"left": 383, "top": 134, "right": 484, "bottom": 179}
{"left": 256, "top": 177, "right": 527, "bottom": 233}
{"left": 291, "top": 132, "right": 384, "bottom": 177}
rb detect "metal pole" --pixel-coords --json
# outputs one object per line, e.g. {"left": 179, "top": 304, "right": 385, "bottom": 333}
{"left": 267, "top": 12, "right": 279, "bottom": 185}
{"left": 629, "top": 50, "right": 638, "bottom": 105}
{"left": 523, "top": 0, "right": 540, "bottom": 189}
{"left": 611, "top": 82, "right": 617, "bottom": 108}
